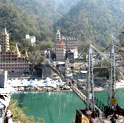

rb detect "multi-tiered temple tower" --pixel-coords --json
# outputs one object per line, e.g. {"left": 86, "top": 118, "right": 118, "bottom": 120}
{"left": 0, "top": 28, "right": 29, "bottom": 72}
{"left": 55, "top": 30, "right": 66, "bottom": 61}
{"left": 0, "top": 28, "right": 10, "bottom": 52}
{"left": 55, "top": 30, "right": 78, "bottom": 61}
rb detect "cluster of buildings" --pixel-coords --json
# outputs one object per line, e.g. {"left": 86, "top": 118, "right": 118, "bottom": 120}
{"left": 55, "top": 30, "right": 78, "bottom": 62}
{"left": 0, "top": 28, "right": 29, "bottom": 73}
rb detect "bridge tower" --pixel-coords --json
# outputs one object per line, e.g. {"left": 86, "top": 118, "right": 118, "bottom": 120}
{"left": 87, "top": 44, "right": 94, "bottom": 110}
{"left": 109, "top": 44, "right": 116, "bottom": 105}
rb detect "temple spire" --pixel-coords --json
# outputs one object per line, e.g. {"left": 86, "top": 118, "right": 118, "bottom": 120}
{"left": 16, "top": 43, "right": 21, "bottom": 57}
{"left": 4, "top": 27, "right": 7, "bottom": 34}
{"left": 56, "top": 30, "right": 61, "bottom": 42}
{"left": 0, "top": 27, "right": 10, "bottom": 52}
{"left": 25, "top": 50, "right": 28, "bottom": 58}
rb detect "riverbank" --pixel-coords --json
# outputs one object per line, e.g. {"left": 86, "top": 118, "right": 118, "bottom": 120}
{"left": 7, "top": 77, "right": 73, "bottom": 92}
{"left": 7, "top": 77, "right": 124, "bottom": 93}
{"left": 16, "top": 86, "right": 72, "bottom": 92}
{"left": 10, "top": 99, "right": 44, "bottom": 123}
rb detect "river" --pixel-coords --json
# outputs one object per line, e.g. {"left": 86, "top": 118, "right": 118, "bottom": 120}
{"left": 12, "top": 89, "right": 124, "bottom": 123}
{"left": 12, "top": 92, "right": 85, "bottom": 123}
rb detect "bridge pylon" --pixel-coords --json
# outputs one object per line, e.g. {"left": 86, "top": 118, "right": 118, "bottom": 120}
{"left": 109, "top": 44, "right": 116, "bottom": 105}
{"left": 87, "top": 44, "right": 94, "bottom": 110}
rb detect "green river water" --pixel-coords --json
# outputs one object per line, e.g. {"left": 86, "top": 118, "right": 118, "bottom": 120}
{"left": 12, "top": 89, "right": 124, "bottom": 123}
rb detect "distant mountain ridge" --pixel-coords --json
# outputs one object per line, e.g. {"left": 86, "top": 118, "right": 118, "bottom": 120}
{"left": 0, "top": 0, "right": 124, "bottom": 47}
{"left": 0, "top": 0, "right": 78, "bottom": 42}
{"left": 55, "top": 0, "right": 124, "bottom": 47}
{"left": 10, "top": 0, "right": 79, "bottom": 24}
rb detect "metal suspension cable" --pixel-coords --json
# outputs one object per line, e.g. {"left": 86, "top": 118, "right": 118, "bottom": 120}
{"left": 90, "top": 44, "right": 124, "bottom": 76}
{"left": 114, "top": 44, "right": 124, "bottom": 61}
{"left": 114, "top": 44, "right": 124, "bottom": 52}
{"left": 90, "top": 44, "right": 107, "bottom": 58}
{"left": 95, "top": 45, "right": 111, "bottom": 59}
{"left": 75, "top": 45, "right": 110, "bottom": 69}
{"left": 78, "top": 46, "right": 89, "bottom": 58}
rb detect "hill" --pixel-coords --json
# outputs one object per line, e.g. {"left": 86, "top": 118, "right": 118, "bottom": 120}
{"left": 0, "top": 0, "right": 45, "bottom": 42}
{"left": 1, "top": 0, "right": 124, "bottom": 48}
{"left": 55, "top": 0, "right": 124, "bottom": 47}
{"left": 11, "top": 0, "right": 79, "bottom": 21}
{"left": 0, "top": 0, "right": 78, "bottom": 42}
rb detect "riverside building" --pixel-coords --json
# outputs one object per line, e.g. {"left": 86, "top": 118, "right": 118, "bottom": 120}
{"left": 55, "top": 30, "right": 78, "bottom": 61}
{"left": 0, "top": 28, "right": 29, "bottom": 73}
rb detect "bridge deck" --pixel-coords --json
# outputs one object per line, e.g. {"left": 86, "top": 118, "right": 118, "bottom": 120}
{"left": 48, "top": 63, "right": 103, "bottom": 115}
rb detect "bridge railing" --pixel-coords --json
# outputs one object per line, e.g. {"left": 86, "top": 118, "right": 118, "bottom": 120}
{"left": 94, "top": 97, "right": 106, "bottom": 112}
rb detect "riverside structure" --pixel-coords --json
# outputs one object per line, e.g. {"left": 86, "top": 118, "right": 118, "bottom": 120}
{"left": 55, "top": 30, "right": 78, "bottom": 61}
{"left": 0, "top": 28, "right": 29, "bottom": 72}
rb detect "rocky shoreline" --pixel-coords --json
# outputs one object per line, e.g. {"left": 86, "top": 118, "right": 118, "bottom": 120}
{"left": 14, "top": 85, "right": 72, "bottom": 92}
{"left": 10, "top": 80, "right": 124, "bottom": 93}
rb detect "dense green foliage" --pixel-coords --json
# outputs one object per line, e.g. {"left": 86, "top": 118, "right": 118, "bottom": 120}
{"left": 11, "top": 0, "right": 78, "bottom": 20}
{"left": 54, "top": 0, "right": 80, "bottom": 15}
{"left": 1, "top": 0, "right": 124, "bottom": 49}
{"left": 55, "top": 0, "right": 124, "bottom": 47}
{"left": 9, "top": 0, "right": 78, "bottom": 42}
{"left": 23, "top": 41, "right": 54, "bottom": 65}
{"left": 0, "top": 0, "right": 79, "bottom": 45}
{"left": 0, "top": 0, "right": 39, "bottom": 42}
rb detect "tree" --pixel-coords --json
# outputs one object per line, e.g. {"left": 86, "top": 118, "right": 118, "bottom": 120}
{"left": 28, "top": 48, "right": 44, "bottom": 65}
{"left": 10, "top": 41, "right": 16, "bottom": 51}
{"left": 38, "top": 41, "right": 55, "bottom": 51}
{"left": 22, "top": 39, "right": 31, "bottom": 48}
{"left": 10, "top": 99, "right": 44, "bottom": 123}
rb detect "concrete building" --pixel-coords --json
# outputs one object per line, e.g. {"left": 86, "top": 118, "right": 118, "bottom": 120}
{"left": 0, "top": 52, "right": 29, "bottom": 72}
{"left": 25, "top": 34, "right": 36, "bottom": 46}
{"left": 55, "top": 30, "right": 78, "bottom": 61}
{"left": 0, "top": 28, "right": 29, "bottom": 72}
{"left": 65, "top": 37, "right": 78, "bottom": 59}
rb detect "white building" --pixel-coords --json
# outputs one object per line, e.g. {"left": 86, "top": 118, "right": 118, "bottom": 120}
{"left": 65, "top": 37, "right": 78, "bottom": 59}
{"left": 25, "top": 34, "right": 36, "bottom": 46}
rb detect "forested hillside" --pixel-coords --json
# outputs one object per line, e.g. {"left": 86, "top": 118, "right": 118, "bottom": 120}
{"left": 11, "top": 0, "right": 79, "bottom": 19}
{"left": 55, "top": 0, "right": 124, "bottom": 47}
{"left": 0, "top": 0, "right": 78, "bottom": 42}
{"left": 0, "top": 0, "right": 54, "bottom": 42}
{"left": 54, "top": 0, "right": 80, "bottom": 15}
{"left": 0, "top": 0, "right": 32, "bottom": 41}
{"left": 1, "top": 0, "right": 124, "bottom": 47}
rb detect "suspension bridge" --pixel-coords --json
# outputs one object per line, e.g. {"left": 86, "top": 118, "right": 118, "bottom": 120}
{"left": 47, "top": 43, "right": 124, "bottom": 122}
